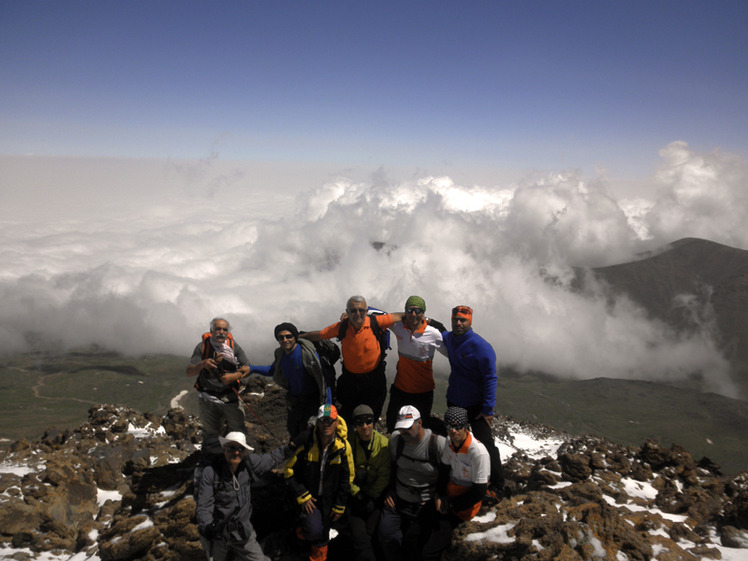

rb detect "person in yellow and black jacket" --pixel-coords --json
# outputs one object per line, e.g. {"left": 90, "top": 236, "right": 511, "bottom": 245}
{"left": 285, "top": 404, "right": 354, "bottom": 561}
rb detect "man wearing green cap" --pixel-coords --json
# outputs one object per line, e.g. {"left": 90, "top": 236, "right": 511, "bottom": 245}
{"left": 385, "top": 296, "right": 446, "bottom": 433}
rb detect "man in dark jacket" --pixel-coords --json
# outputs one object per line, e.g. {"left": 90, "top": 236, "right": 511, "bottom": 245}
{"left": 196, "top": 431, "right": 296, "bottom": 561}
{"left": 285, "top": 404, "right": 354, "bottom": 561}
{"left": 251, "top": 322, "right": 333, "bottom": 436}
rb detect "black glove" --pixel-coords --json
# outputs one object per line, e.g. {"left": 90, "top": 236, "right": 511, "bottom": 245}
{"left": 201, "top": 522, "right": 220, "bottom": 540}
{"left": 290, "top": 429, "right": 310, "bottom": 450}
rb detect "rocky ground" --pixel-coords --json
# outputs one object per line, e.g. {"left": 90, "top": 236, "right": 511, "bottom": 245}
{"left": 1, "top": 377, "right": 747, "bottom": 561}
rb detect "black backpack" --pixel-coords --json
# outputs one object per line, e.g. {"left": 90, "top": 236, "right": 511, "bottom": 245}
{"left": 314, "top": 338, "right": 341, "bottom": 399}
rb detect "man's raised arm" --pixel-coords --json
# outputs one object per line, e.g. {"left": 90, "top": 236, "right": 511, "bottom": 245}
{"left": 299, "top": 331, "right": 323, "bottom": 342}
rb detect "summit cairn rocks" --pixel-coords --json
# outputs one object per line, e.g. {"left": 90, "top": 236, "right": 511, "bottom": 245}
{"left": 0, "top": 378, "right": 746, "bottom": 560}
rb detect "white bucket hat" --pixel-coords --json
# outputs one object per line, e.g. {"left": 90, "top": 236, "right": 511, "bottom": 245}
{"left": 218, "top": 431, "right": 254, "bottom": 451}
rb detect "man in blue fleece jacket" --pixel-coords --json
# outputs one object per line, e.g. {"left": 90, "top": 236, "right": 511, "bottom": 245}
{"left": 440, "top": 305, "right": 504, "bottom": 498}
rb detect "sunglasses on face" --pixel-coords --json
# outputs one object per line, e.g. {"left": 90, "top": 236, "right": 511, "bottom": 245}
{"left": 277, "top": 334, "right": 295, "bottom": 341}
{"left": 346, "top": 308, "right": 368, "bottom": 315}
{"left": 446, "top": 423, "right": 467, "bottom": 432}
{"left": 319, "top": 417, "right": 336, "bottom": 425}
{"left": 355, "top": 417, "right": 374, "bottom": 427}
{"left": 405, "top": 307, "right": 424, "bottom": 315}
{"left": 226, "top": 445, "right": 245, "bottom": 453}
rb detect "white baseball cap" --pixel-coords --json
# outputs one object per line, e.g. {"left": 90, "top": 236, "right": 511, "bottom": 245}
{"left": 394, "top": 405, "right": 421, "bottom": 430}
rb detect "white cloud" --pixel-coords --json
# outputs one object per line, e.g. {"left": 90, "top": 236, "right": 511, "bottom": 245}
{"left": 0, "top": 144, "right": 744, "bottom": 395}
{"left": 644, "top": 141, "right": 748, "bottom": 247}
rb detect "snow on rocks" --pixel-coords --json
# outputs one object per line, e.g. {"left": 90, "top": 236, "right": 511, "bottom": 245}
{"left": 0, "top": 383, "right": 746, "bottom": 561}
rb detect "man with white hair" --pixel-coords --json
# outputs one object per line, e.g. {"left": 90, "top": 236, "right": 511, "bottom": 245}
{"left": 196, "top": 431, "right": 298, "bottom": 561}
{"left": 186, "top": 317, "right": 251, "bottom": 455}
{"left": 301, "top": 296, "right": 403, "bottom": 420}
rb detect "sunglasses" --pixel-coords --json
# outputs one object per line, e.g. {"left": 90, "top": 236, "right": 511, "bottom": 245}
{"left": 346, "top": 308, "right": 368, "bottom": 315}
{"left": 319, "top": 417, "right": 336, "bottom": 425}
{"left": 277, "top": 334, "right": 295, "bottom": 341}
{"left": 446, "top": 423, "right": 467, "bottom": 432}
{"left": 405, "top": 307, "right": 424, "bottom": 315}
{"left": 355, "top": 417, "right": 374, "bottom": 427}
{"left": 226, "top": 445, "right": 245, "bottom": 453}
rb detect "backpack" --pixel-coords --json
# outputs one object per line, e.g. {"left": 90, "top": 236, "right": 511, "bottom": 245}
{"left": 195, "top": 333, "right": 240, "bottom": 394}
{"left": 193, "top": 453, "right": 223, "bottom": 504}
{"left": 426, "top": 317, "right": 447, "bottom": 334}
{"left": 395, "top": 432, "right": 440, "bottom": 466}
{"left": 306, "top": 336, "right": 341, "bottom": 400}
{"left": 337, "top": 307, "right": 391, "bottom": 365}
{"left": 201, "top": 331, "right": 235, "bottom": 359}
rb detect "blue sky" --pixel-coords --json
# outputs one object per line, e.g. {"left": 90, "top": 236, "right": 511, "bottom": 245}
{"left": 2, "top": 1, "right": 747, "bottom": 188}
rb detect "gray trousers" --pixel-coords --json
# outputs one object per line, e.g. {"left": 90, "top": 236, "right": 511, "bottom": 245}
{"left": 199, "top": 397, "right": 246, "bottom": 455}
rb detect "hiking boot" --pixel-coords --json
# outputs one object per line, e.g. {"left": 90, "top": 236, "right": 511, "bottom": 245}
{"left": 310, "top": 544, "right": 328, "bottom": 561}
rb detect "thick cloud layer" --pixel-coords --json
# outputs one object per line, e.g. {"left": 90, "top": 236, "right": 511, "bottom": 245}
{"left": 1, "top": 142, "right": 745, "bottom": 396}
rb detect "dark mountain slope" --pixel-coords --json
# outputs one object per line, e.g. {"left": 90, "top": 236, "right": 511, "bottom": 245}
{"left": 584, "top": 237, "right": 748, "bottom": 391}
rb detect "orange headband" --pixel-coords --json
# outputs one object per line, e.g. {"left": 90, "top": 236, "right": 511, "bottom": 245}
{"left": 452, "top": 305, "right": 473, "bottom": 324}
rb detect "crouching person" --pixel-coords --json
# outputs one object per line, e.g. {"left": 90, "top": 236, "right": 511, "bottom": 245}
{"left": 346, "top": 405, "right": 391, "bottom": 561}
{"left": 196, "top": 431, "right": 298, "bottom": 561}
{"left": 285, "top": 404, "right": 354, "bottom": 561}
{"left": 421, "top": 406, "right": 490, "bottom": 560}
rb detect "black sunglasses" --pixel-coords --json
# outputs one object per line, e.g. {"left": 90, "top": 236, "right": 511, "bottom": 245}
{"left": 405, "top": 307, "right": 424, "bottom": 315}
{"left": 355, "top": 417, "right": 375, "bottom": 426}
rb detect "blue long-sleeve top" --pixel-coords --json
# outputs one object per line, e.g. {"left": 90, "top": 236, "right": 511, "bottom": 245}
{"left": 442, "top": 328, "right": 497, "bottom": 416}
{"left": 251, "top": 341, "right": 332, "bottom": 404}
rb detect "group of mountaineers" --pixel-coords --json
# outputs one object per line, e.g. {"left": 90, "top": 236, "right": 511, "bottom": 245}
{"left": 186, "top": 294, "right": 503, "bottom": 561}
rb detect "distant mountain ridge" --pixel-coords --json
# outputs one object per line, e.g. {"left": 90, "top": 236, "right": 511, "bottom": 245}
{"left": 582, "top": 237, "right": 748, "bottom": 394}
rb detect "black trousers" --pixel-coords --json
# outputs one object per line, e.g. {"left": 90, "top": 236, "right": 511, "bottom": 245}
{"left": 385, "top": 385, "right": 434, "bottom": 433}
{"left": 336, "top": 363, "right": 387, "bottom": 421}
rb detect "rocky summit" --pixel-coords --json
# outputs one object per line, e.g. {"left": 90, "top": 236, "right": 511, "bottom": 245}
{"left": 1, "top": 379, "right": 747, "bottom": 561}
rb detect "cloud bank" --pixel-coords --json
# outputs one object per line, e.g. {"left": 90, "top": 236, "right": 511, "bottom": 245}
{"left": 0, "top": 141, "right": 745, "bottom": 396}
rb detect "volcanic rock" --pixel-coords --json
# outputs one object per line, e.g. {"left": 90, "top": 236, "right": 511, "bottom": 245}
{"left": 0, "top": 377, "right": 746, "bottom": 561}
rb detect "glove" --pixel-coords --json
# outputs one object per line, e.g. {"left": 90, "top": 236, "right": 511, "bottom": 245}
{"left": 201, "top": 522, "right": 220, "bottom": 540}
